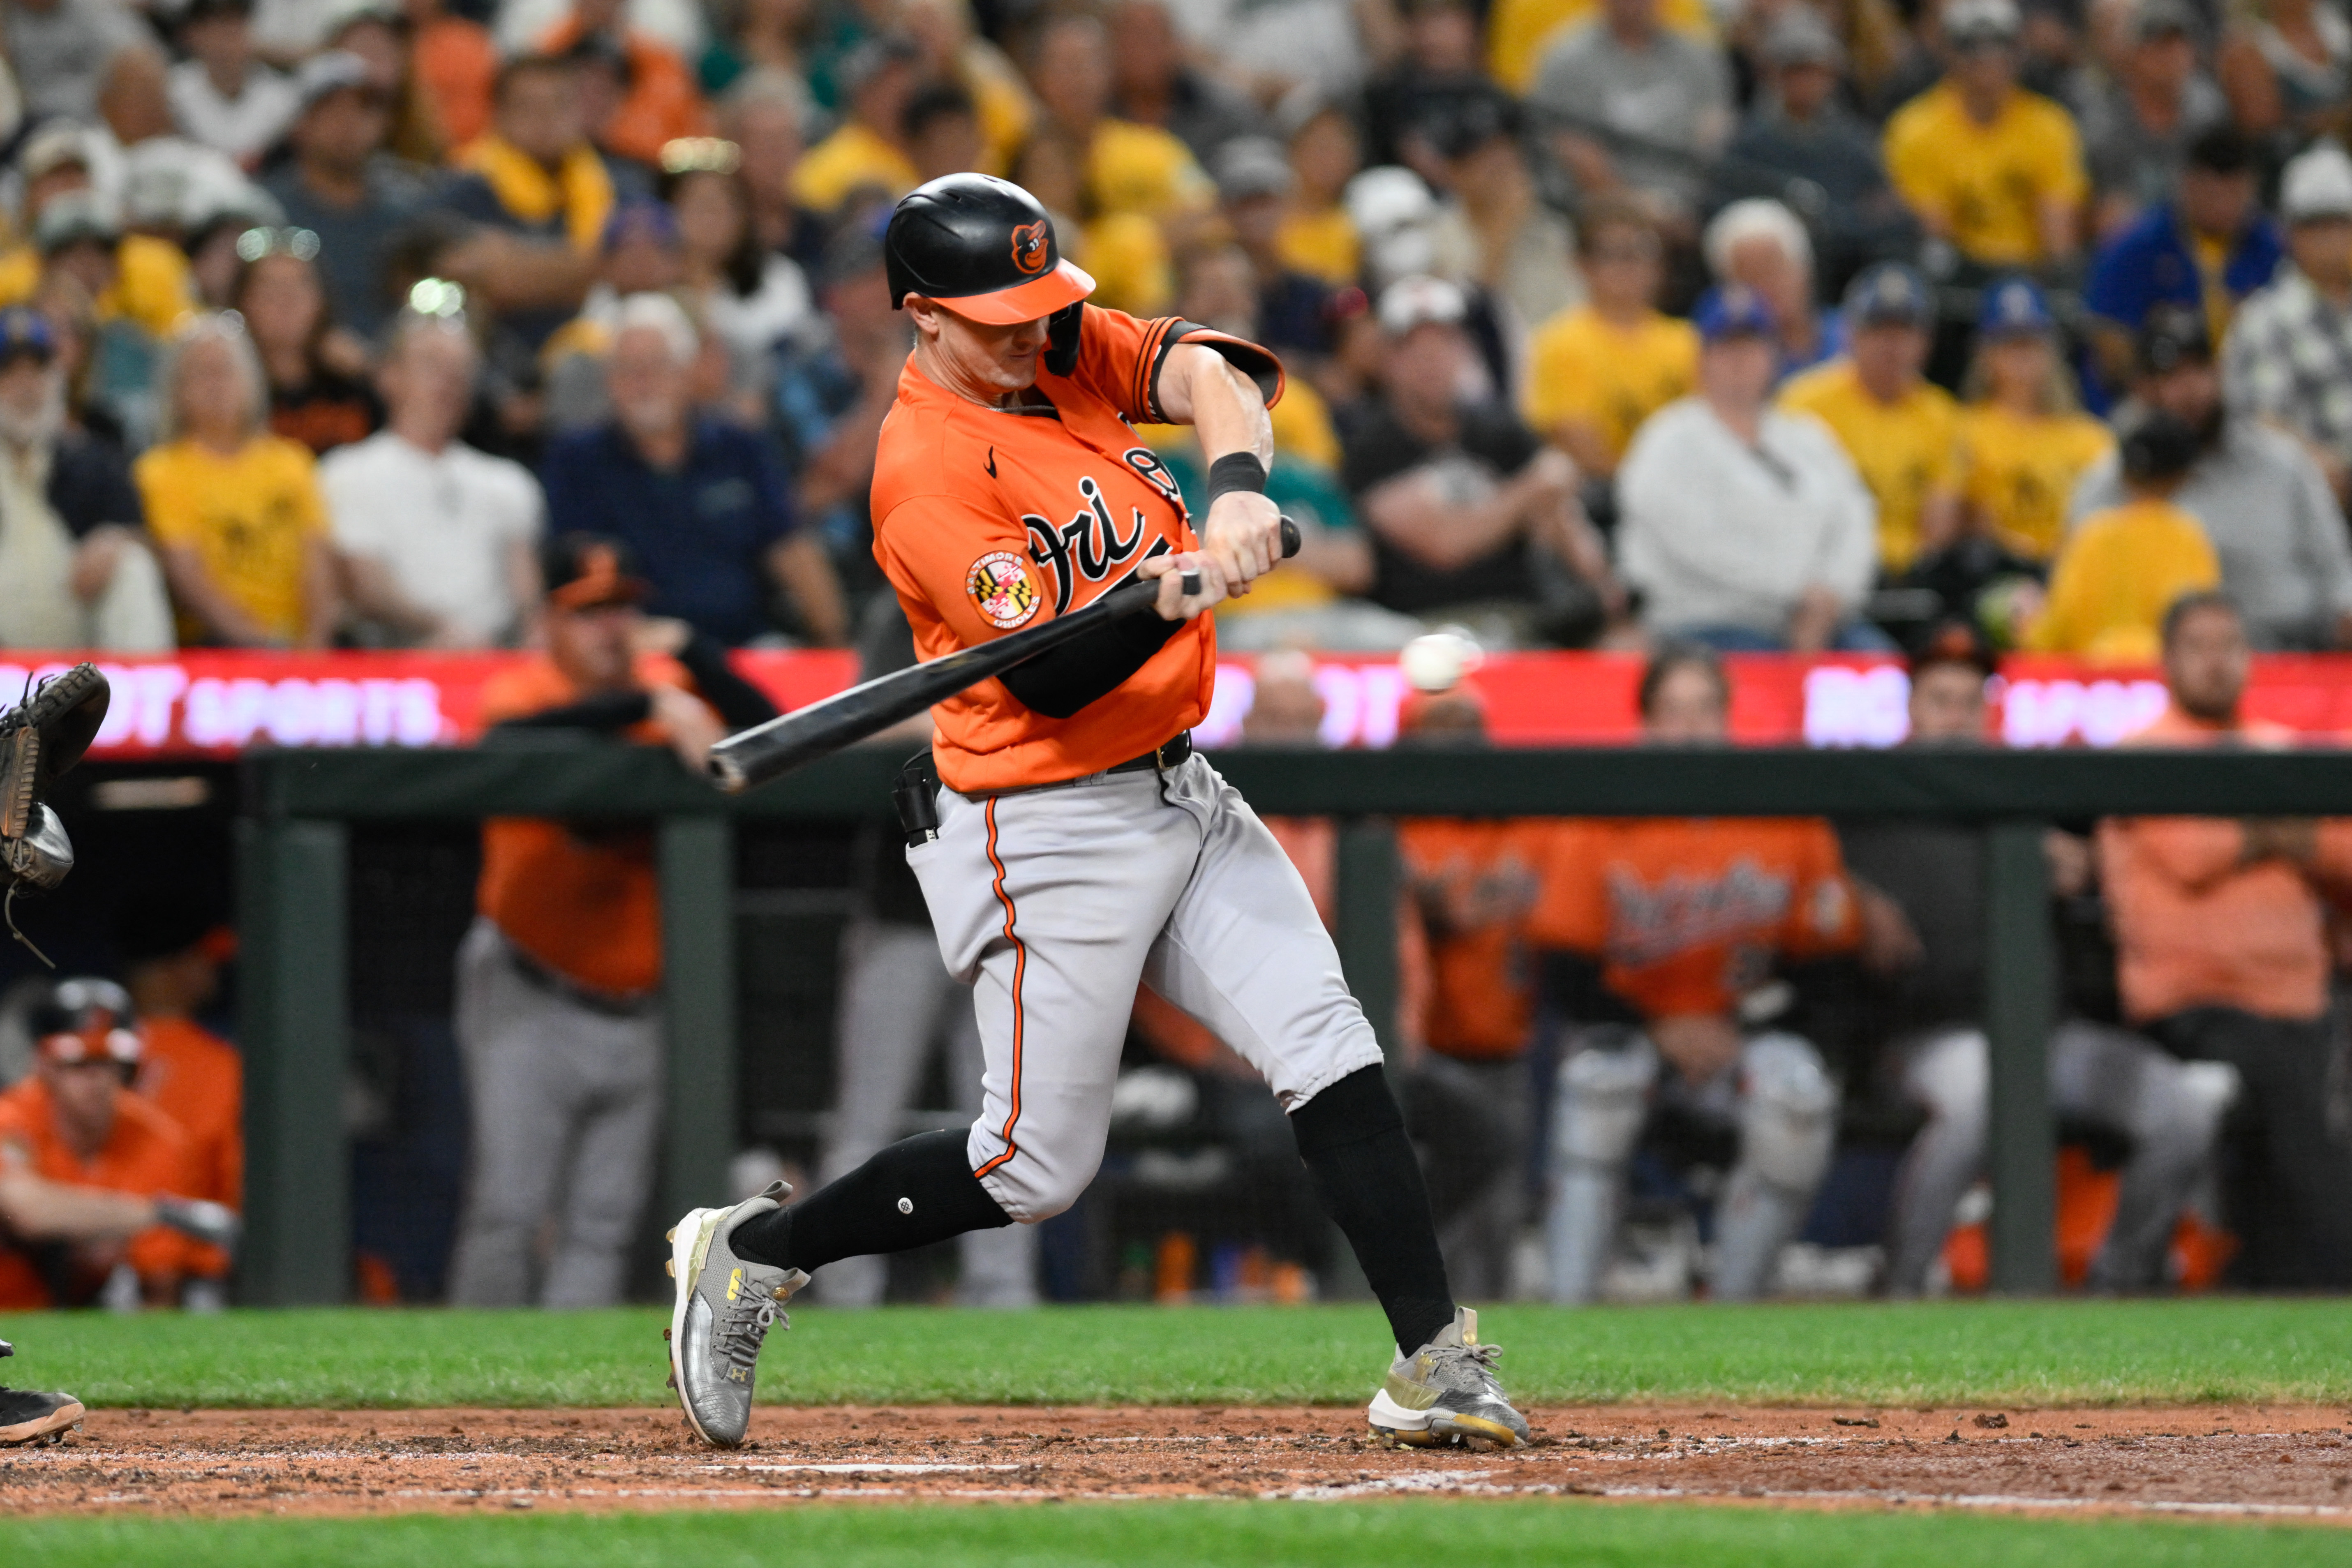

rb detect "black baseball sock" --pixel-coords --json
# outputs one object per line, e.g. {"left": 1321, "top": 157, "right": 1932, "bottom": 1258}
{"left": 729, "top": 1129, "right": 1013, "bottom": 1275}
{"left": 1289, "top": 1064, "right": 1458, "bottom": 1356}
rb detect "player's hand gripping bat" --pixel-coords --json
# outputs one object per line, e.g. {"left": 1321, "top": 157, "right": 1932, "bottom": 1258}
{"left": 709, "top": 517, "right": 1299, "bottom": 792}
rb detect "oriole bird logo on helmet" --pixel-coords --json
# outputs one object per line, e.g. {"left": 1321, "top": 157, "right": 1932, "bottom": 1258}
{"left": 1010, "top": 221, "right": 1050, "bottom": 276}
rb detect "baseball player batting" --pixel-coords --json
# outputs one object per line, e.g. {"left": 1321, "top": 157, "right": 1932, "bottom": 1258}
{"left": 663, "top": 173, "right": 1529, "bottom": 1453}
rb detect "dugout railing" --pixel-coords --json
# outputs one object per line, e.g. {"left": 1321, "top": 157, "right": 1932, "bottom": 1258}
{"left": 233, "top": 742, "right": 2352, "bottom": 1305}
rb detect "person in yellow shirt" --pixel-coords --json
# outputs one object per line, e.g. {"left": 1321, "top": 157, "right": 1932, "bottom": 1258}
{"left": 1275, "top": 95, "right": 1361, "bottom": 287}
{"left": 790, "top": 37, "right": 922, "bottom": 213}
{"left": 1779, "top": 263, "right": 1964, "bottom": 572}
{"left": 1882, "top": 0, "right": 2086, "bottom": 268}
{"left": 136, "top": 316, "right": 339, "bottom": 648}
{"left": 0, "top": 126, "right": 195, "bottom": 338}
{"left": 1524, "top": 198, "right": 1698, "bottom": 481}
{"left": 1959, "top": 276, "right": 2114, "bottom": 562}
{"left": 2026, "top": 411, "right": 2218, "bottom": 661}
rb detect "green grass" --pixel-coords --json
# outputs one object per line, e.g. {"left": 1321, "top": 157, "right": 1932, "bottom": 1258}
{"left": 12, "top": 1501, "right": 2347, "bottom": 1568}
{"left": 7, "top": 1298, "right": 2352, "bottom": 1410}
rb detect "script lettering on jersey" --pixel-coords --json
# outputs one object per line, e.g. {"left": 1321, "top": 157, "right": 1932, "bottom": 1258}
{"left": 1602, "top": 857, "right": 1793, "bottom": 969}
{"left": 1022, "top": 475, "right": 1151, "bottom": 614}
{"left": 1121, "top": 446, "right": 1187, "bottom": 510}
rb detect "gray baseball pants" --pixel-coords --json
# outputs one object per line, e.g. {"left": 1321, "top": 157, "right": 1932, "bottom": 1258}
{"left": 446, "top": 918, "right": 663, "bottom": 1308}
{"left": 909, "top": 753, "right": 1385, "bottom": 1223}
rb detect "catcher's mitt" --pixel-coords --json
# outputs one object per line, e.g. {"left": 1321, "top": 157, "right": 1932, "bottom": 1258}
{"left": 0, "top": 663, "right": 109, "bottom": 963}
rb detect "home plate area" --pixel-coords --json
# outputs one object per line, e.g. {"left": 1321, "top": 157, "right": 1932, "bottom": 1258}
{"left": 7, "top": 1404, "right": 2352, "bottom": 1521}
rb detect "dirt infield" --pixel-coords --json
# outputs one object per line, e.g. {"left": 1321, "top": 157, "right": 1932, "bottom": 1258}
{"left": 7, "top": 1404, "right": 2352, "bottom": 1522}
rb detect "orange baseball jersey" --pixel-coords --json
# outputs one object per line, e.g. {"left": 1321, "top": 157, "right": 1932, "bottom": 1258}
{"left": 136, "top": 1016, "right": 243, "bottom": 1210}
{"left": 475, "top": 652, "right": 699, "bottom": 996}
{"left": 870, "top": 305, "right": 1282, "bottom": 794}
{"left": 1527, "top": 818, "right": 1860, "bottom": 1021}
{"left": 1398, "top": 818, "right": 1552, "bottom": 1060}
{"left": 0, "top": 1076, "right": 196, "bottom": 1308}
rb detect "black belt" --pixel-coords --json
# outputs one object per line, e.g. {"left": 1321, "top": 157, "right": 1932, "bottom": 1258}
{"left": 1106, "top": 731, "right": 1192, "bottom": 774}
{"left": 503, "top": 939, "right": 659, "bottom": 1018}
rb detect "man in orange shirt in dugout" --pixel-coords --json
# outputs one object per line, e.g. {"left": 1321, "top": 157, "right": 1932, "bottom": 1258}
{"left": 0, "top": 979, "right": 239, "bottom": 1311}
{"left": 2099, "top": 591, "right": 2352, "bottom": 1285}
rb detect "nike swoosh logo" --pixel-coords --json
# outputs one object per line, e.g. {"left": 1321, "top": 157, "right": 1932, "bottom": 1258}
{"left": 985, "top": 448, "right": 997, "bottom": 478}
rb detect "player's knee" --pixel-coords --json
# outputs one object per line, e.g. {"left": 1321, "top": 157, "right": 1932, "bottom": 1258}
{"left": 1905, "top": 1028, "right": 1989, "bottom": 1123}
{"left": 1739, "top": 1032, "right": 1837, "bottom": 1194}
{"left": 989, "top": 1152, "right": 1101, "bottom": 1224}
{"left": 1552, "top": 1029, "right": 1657, "bottom": 1173}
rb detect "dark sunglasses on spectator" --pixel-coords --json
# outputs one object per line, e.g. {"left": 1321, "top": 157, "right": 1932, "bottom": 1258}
{"left": 237, "top": 226, "right": 321, "bottom": 263}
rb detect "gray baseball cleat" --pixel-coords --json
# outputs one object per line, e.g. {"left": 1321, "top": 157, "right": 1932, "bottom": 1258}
{"left": 663, "top": 1181, "right": 808, "bottom": 1448}
{"left": 1365, "top": 1307, "right": 1533, "bottom": 1450}
{"left": 0, "top": 1341, "right": 84, "bottom": 1448}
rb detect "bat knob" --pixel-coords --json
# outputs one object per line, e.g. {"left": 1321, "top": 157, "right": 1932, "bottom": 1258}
{"left": 1180, "top": 570, "right": 1202, "bottom": 596}
{"left": 1278, "top": 515, "right": 1301, "bottom": 558}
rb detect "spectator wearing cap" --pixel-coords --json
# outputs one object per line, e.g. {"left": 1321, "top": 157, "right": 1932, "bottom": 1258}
{"left": 2026, "top": 409, "right": 2216, "bottom": 658}
{"left": 2072, "top": 0, "right": 2227, "bottom": 238}
{"left": 449, "top": 531, "right": 773, "bottom": 1307}
{"left": 789, "top": 36, "right": 921, "bottom": 215}
{"left": 2081, "top": 125, "right": 2278, "bottom": 406}
{"left": 1340, "top": 275, "right": 1618, "bottom": 645}
{"left": 543, "top": 291, "right": 845, "bottom": 645}
{"left": 326, "top": 306, "right": 544, "bottom": 647}
{"left": 2071, "top": 305, "right": 2352, "bottom": 649}
{"left": 1883, "top": 0, "right": 2086, "bottom": 268}
{"left": 436, "top": 55, "right": 613, "bottom": 350}
{"left": 1024, "top": 10, "right": 1214, "bottom": 232}
{"left": 100, "top": 41, "right": 252, "bottom": 242}
{"left": 1273, "top": 93, "right": 1363, "bottom": 289}
{"left": 135, "top": 312, "right": 339, "bottom": 647}
{"left": 1214, "top": 137, "right": 1337, "bottom": 360}
{"left": 325, "top": 1, "right": 443, "bottom": 171}
{"left": 1107, "top": 0, "right": 1263, "bottom": 165}
{"left": 0, "top": 305, "right": 171, "bottom": 651}
{"left": 260, "top": 50, "right": 428, "bottom": 340}
{"left": 1714, "top": 8, "right": 1913, "bottom": 284}
{"left": 1702, "top": 198, "right": 1842, "bottom": 384}
{"left": 2224, "top": 142, "right": 2352, "bottom": 505}
{"left": 1619, "top": 286, "right": 1882, "bottom": 651}
{"left": 1781, "top": 263, "right": 1966, "bottom": 573}
{"left": 2098, "top": 591, "right": 2352, "bottom": 1287}
{"left": 1524, "top": 196, "right": 1694, "bottom": 492}
{"left": 2, "top": 0, "right": 144, "bottom": 126}
{"left": 536, "top": 0, "right": 710, "bottom": 168}
{"left": 2216, "top": 0, "right": 2352, "bottom": 142}
{"left": 119, "top": 899, "right": 243, "bottom": 1302}
{"left": 235, "top": 227, "right": 379, "bottom": 457}
{"left": 169, "top": 0, "right": 300, "bottom": 167}
{"left": 0, "top": 125, "right": 197, "bottom": 340}
{"left": 1957, "top": 276, "right": 2113, "bottom": 563}
{"left": 0, "top": 979, "right": 213, "bottom": 1309}
{"left": 1422, "top": 87, "right": 1584, "bottom": 359}
{"left": 1532, "top": 0, "right": 1735, "bottom": 227}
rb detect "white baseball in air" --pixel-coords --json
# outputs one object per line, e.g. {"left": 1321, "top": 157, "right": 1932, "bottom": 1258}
{"left": 1399, "top": 630, "right": 1484, "bottom": 694}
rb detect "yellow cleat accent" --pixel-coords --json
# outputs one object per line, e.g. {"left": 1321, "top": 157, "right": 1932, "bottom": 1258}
{"left": 665, "top": 1259, "right": 676, "bottom": 1277}
{"left": 665, "top": 1227, "right": 676, "bottom": 1242}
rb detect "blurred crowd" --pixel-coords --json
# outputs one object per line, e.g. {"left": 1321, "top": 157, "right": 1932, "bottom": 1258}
{"left": 0, "top": 0, "right": 2350, "bottom": 660}
{"left": 11, "top": 0, "right": 2352, "bottom": 1309}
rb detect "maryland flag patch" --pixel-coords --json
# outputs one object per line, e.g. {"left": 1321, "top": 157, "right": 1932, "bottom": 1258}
{"left": 966, "top": 551, "right": 1042, "bottom": 629}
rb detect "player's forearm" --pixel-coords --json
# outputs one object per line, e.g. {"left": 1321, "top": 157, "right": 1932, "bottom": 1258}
{"left": 1161, "top": 344, "right": 1272, "bottom": 466}
{"left": 0, "top": 1172, "right": 156, "bottom": 1241}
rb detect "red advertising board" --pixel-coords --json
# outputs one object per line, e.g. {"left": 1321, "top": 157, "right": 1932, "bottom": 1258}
{"left": 15, "top": 648, "right": 2352, "bottom": 760}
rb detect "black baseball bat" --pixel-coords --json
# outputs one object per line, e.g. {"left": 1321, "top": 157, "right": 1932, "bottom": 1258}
{"left": 708, "top": 517, "right": 1299, "bottom": 792}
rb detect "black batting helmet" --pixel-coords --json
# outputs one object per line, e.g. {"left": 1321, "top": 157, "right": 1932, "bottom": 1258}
{"left": 30, "top": 976, "right": 140, "bottom": 1072}
{"left": 884, "top": 173, "right": 1095, "bottom": 324}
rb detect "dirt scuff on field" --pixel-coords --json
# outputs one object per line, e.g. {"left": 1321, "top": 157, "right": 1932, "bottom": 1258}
{"left": 6, "top": 1404, "right": 2351, "bottom": 1522}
